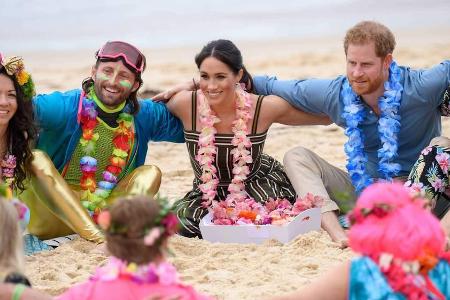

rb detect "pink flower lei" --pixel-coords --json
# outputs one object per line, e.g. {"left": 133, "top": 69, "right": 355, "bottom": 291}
{"left": 91, "top": 256, "right": 178, "bottom": 285}
{"left": 1, "top": 154, "right": 16, "bottom": 188}
{"left": 197, "top": 86, "right": 323, "bottom": 225}
{"left": 196, "top": 84, "right": 253, "bottom": 209}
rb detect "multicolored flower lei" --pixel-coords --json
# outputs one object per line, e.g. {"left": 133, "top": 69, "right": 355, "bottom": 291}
{"left": 341, "top": 61, "right": 403, "bottom": 193}
{"left": 1, "top": 154, "right": 16, "bottom": 188}
{"left": 196, "top": 85, "right": 323, "bottom": 225}
{"left": 373, "top": 252, "right": 446, "bottom": 300}
{"left": 79, "top": 88, "right": 134, "bottom": 219}
{"left": 91, "top": 256, "right": 178, "bottom": 285}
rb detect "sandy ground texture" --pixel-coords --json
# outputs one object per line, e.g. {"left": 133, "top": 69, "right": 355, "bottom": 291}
{"left": 24, "top": 30, "right": 450, "bottom": 299}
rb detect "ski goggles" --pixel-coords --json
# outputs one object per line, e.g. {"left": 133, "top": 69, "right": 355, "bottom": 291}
{"left": 96, "top": 41, "right": 146, "bottom": 73}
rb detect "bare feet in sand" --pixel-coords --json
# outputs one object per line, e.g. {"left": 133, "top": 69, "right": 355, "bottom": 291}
{"left": 321, "top": 211, "right": 348, "bottom": 249}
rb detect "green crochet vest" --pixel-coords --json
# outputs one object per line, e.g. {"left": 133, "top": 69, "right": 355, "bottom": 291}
{"left": 64, "top": 97, "right": 135, "bottom": 187}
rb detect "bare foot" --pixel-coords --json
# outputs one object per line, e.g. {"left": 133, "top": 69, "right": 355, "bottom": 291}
{"left": 321, "top": 211, "right": 349, "bottom": 249}
{"left": 90, "top": 242, "right": 108, "bottom": 255}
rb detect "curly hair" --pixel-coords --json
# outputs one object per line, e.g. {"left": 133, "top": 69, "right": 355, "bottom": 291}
{"left": 0, "top": 68, "right": 37, "bottom": 192}
{"left": 106, "top": 196, "right": 168, "bottom": 265}
{"left": 82, "top": 57, "right": 143, "bottom": 115}
{"left": 344, "top": 21, "right": 396, "bottom": 58}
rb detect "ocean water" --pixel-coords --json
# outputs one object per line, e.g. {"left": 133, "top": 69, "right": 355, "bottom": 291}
{"left": 1, "top": 0, "right": 449, "bottom": 52}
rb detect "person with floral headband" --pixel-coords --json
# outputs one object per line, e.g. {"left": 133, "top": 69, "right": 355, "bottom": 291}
{"left": 161, "top": 39, "right": 329, "bottom": 238}
{"left": 57, "top": 195, "right": 214, "bottom": 300}
{"left": 0, "top": 54, "right": 51, "bottom": 254}
{"left": 0, "top": 53, "right": 37, "bottom": 193}
{"left": 20, "top": 41, "right": 185, "bottom": 244}
{"left": 272, "top": 182, "right": 450, "bottom": 300}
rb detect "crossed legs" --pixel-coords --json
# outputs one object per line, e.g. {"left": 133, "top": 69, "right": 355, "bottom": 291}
{"left": 283, "top": 147, "right": 357, "bottom": 247}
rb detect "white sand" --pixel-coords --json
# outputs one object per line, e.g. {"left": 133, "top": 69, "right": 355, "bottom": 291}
{"left": 24, "top": 31, "right": 450, "bottom": 299}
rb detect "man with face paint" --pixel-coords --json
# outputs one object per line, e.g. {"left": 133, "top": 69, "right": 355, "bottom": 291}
{"left": 22, "top": 41, "right": 184, "bottom": 243}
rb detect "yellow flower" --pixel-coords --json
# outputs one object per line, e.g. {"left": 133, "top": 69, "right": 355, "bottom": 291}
{"left": 126, "top": 262, "right": 137, "bottom": 272}
{"left": 16, "top": 71, "right": 29, "bottom": 86}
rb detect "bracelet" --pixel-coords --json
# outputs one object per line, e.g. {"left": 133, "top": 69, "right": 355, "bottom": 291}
{"left": 12, "top": 283, "right": 26, "bottom": 300}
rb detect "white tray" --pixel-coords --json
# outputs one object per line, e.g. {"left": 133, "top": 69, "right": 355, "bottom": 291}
{"left": 199, "top": 207, "right": 321, "bottom": 244}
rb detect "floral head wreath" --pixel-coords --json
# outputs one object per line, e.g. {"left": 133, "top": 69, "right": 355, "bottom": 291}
{"left": 348, "top": 191, "right": 425, "bottom": 225}
{"left": 348, "top": 202, "right": 393, "bottom": 225}
{"left": 0, "top": 53, "right": 35, "bottom": 101}
{"left": 97, "top": 196, "right": 179, "bottom": 246}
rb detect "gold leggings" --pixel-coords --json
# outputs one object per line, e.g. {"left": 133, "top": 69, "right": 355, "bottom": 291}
{"left": 21, "top": 150, "right": 161, "bottom": 243}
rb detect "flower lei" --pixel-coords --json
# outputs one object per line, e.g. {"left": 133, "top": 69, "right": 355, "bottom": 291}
{"left": 0, "top": 54, "right": 35, "bottom": 101}
{"left": 1, "top": 154, "right": 16, "bottom": 188}
{"left": 341, "top": 61, "right": 403, "bottom": 193}
{"left": 196, "top": 86, "right": 323, "bottom": 225}
{"left": 91, "top": 256, "right": 178, "bottom": 285}
{"left": 79, "top": 88, "right": 134, "bottom": 219}
{"left": 196, "top": 84, "right": 253, "bottom": 209}
{"left": 372, "top": 252, "right": 446, "bottom": 300}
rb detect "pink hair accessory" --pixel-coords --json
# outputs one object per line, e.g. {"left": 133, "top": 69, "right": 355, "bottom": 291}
{"left": 161, "top": 213, "right": 179, "bottom": 235}
{"left": 97, "top": 210, "right": 111, "bottom": 230}
{"left": 144, "top": 228, "right": 161, "bottom": 246}
{"left": 348, "top": 202, "right": 393, "bottom": 225}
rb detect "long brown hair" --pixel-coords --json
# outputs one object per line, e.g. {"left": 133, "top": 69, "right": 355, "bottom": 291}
{"left": 0, "top": 68, "right": 37, "bottom": 192}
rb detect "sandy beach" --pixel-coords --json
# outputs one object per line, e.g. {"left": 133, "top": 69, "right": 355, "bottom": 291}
{"left": 20, "top": 27, "right": 450, "bottom": 299}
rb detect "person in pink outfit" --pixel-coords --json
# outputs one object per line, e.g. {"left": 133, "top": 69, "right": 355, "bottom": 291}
{"left": 57, "top": 195, "right": 214, "bottom": 300}
{"left": 272, "top": 182, "right": 450, "bottom": 300}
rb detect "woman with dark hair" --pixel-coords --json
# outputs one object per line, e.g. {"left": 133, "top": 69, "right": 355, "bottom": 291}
{"left": 0, "top": 54, "right": 37, "bottom": 192}
{"left": 165, "top": 39, "right": 331, "bottom": 237}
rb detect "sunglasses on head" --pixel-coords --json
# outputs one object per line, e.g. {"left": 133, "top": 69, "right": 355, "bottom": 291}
{"left": 96, "top": 41, "right": 146, "bottom": 73}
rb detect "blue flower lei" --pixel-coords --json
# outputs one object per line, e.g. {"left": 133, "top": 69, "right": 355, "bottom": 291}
{"left": 341, "top": 61, "right": 403, "bottom": 193}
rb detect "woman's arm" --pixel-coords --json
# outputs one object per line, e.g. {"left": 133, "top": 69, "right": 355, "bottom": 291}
{"left": 270, "top": 261, "right": 349, "bottom": 300}
{"left": 260, "top": 95, "right": 331, "bottom": 128}
{"left": 165, "top": 90, "right": 193, "bottom": 130}
{"left": 0, "top": 283, "right": 53, "bottom": 300}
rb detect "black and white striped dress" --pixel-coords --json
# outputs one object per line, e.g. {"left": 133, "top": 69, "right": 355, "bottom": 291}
{"left": 174, "top": 92, "right": 297, "bottom": 237}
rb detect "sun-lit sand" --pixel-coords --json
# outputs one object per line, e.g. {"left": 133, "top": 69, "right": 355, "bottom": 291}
{"left": 23, "top": 29, "right": 450, "bottom": 299}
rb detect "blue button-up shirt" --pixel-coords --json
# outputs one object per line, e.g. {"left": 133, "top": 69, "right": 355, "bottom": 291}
{"left": 254, "top": 61, "right": 450, "bottom": 178}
